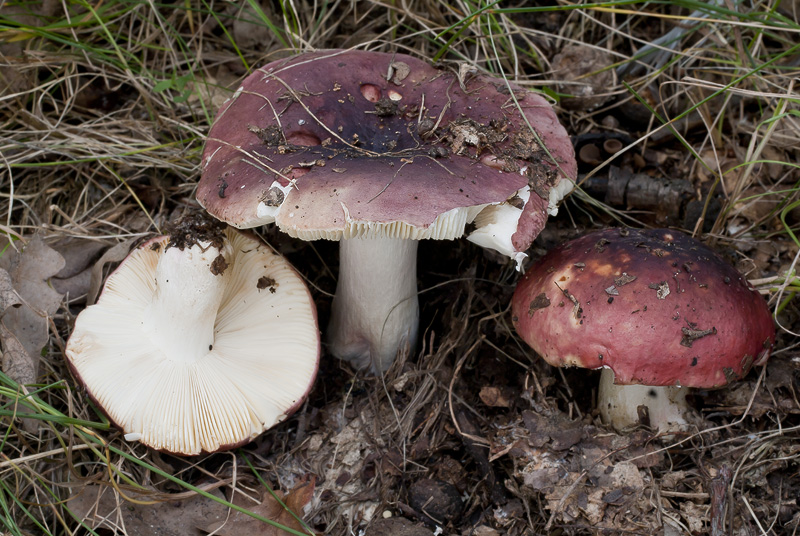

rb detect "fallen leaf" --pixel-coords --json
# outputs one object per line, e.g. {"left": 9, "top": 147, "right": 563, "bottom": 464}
{"left": 49, "top": 237, "right": 107, "bottom": 301}
{"left": 0, "top": 269, "right": 22, "bottom": 312}
{"left": 680, "top": 500, "right": 707, "bottom": 533}
{"left": 201, "top": 479, "right": 315, "bottom": 535}
{"left": 233, "top": 1, "right": 278, "bottom": 50}
{"left": 67, "top": 480, "right": 315, "bottom": 536}
{"left": 0, "top": 315, "right": 32, "bottom": 389}
{"left": 0, "top": 235, "right": 65, "bottom": 385}
{"left": 0, "top": 1, "right": 58, "bottom": 96}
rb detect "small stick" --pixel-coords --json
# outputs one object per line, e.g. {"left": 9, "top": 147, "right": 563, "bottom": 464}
{"left": 710, "top": 464, "right": 732, "bottom": 536}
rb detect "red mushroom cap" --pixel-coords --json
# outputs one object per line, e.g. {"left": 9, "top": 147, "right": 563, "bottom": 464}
{"left": 197, "top": 49, "right": 576, "bottom": 253}
{"left": 511, "top": 228, "right": 775, "bottom": 388}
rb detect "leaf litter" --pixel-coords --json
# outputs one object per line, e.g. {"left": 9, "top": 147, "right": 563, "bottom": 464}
{"left": 1, "top": 1, "right": 800, "bottom": 535}
{"left": 0, "top": 235, "right": 64, "bottom": 386}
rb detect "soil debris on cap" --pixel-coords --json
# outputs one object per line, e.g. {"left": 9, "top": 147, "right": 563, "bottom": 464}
{"left": 648, "top": 281, "right": 670, "bottom": 299}
{"left": 528, "top": 292, "right": 551, "bottom": 316}
{"left": 595, "top": 237, "right": 611, "bottom": 252}
{"left": 614, "top": 272, "right": 637, "bottom": 287}
{"left": 373, "top": 97, "right": 399, "bottom": 117}
{"left": 260, "top": 186, "right": 285, "bottom": 207}
{"left": 249, "top": 124, "right": 285, "bottom": 146}
{"left": 605, "top": 285, "right": 619, "bottom": 296}
{"left": 165, "top": 212, "right": 227, "bottom": 252}
{"left": 209, "top": 254, "right": 228, "bottom": 276}
{"left": 257, "top": 275, "right": 278, "bottom": 293}
{"left": 680, "top": 325, "right": 717, "bottom": 347}
{"left": 445, "top": 117, "right": 508, "bottom": 156}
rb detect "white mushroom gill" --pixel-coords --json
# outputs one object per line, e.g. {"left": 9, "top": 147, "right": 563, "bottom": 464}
{"left": 65, "top": 229, "right": 319, "bottom": 455}
{"left": 547, "top": 175, "right": 575, "bottom": 216}
{"left": 467, "top": 186, "right": 531, "bottom": 269}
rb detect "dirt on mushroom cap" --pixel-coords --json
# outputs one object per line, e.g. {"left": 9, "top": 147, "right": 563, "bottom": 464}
{"left": 511, "top": 228, "right": 776, "bottom": 388}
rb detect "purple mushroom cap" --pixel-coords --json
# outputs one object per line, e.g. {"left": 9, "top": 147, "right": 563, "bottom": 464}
{"left": 197, "top": 49, "right": 576, "bottom": 254}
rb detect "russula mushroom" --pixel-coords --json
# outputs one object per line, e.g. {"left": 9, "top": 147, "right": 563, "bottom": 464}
{"left": 65, "top": 216, "right": 319, "bottom": 455}
{"left": 511, "top": 228, "right": 775, "bottom": 432}
{"left": 196, "top": 49, "right": 576, "bottom": 373}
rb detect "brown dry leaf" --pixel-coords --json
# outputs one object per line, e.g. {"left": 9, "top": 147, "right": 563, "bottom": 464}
{"left": 0, "top": 235, "right": 65, "bottom": 385}
{"left": 478, "top": 386, "right": 512, "bottom": 408}
{"left": 0, "top": 270, "right": 37, "bottom": 430}
{"left": 68, "top": 481, "right": 314, "bottom": 536}
{"left": 552, "top": 45, "right": 614, "bottom": 111}
{"left": 0, "top": 269, "right": 22, "bottom": 313}
{"left": 187, "top": 66, "right": 241, "bottom": 111}
{"left": 233, "top": 1, "right": 278, "bottom": 50}
{"left": 49, "top": 237, "right": 108, "bottom": 301}
{"left": 679, "top": 500, "right": 707, "bottom": 533}
{"left": 389, "top": 61, "right": 410, "bottom": 84}
{"left": 201, "top": 479, "right": 315, "bottom": 535}
{"left": 728, "top": 186, "right": 782, "bottom": 224}
{"left": 543, "top": 461, "right": 647, "bottom": 528}
{"left": 67, "top": 484, "right": 230, "bottom": 536}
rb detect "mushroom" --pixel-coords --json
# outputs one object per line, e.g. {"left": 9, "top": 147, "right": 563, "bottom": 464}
{"left": 196, "top": 49, "right": 576, "bottom": 373}
{"left": 65, "top": 216, "right": 320, "bottom": 455}
{"left": 511, "top": 228, "right": 775, "bottom": 432}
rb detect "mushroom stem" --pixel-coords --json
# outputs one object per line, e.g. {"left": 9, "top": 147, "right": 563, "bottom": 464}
{"left": 328, "top": 237, "right": 419, "bottom": 373}
{"left": 142, "top": 241, "right": 230, "bottom": 361}
{"left": 598, "top": 368, "right": 689, "bottom": 432}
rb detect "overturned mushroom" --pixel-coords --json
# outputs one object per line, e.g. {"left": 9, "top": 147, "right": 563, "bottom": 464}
{"left": 511, "top": 228, "right": 775, "bottom": 432}
{"left": 197, "top": 49, "right": 576, "bottom": 373}
{"left": 65, "top": 217, "right": 319, "bottom": 455}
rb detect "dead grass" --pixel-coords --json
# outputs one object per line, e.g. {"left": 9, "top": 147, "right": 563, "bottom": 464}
{"left": 1, "top": 0, "right": 799, "bottom": 535}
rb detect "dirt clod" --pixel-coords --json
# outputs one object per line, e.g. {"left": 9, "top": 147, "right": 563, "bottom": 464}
{"left": 408, "top": 478, "right": 463, "bottom": 526}
{"left": 165, "top": 212, "right": 227, "bottom": 252}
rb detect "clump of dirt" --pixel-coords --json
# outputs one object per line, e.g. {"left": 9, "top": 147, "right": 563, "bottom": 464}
{"left": 373, "top": 97, "right": 400, "bottom": 117}
{"left": 164, "top": 212, "right": 229, "bottom": 275}
{"left": 165, "top": 211, "right": 227, "bottom": 252}
{"left": 249, "top": 124, "right": 286, "bottom": 146}
{"left": 257, "top": 275, "right": 278, "bottom": 292}
{"left": 444, "top": 117, "right": 509, "bottom": 157}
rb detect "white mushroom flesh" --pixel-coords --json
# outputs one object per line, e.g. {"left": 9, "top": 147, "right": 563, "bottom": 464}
{"left": 327, "top": 237, "right": 419, "bottom": 373}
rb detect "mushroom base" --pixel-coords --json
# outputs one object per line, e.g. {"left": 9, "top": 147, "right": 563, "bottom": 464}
{"left": 328, "top": 237, "right": 419, "bottom": 374}
{"left": 598, "top": 368, "right": 690, "bottom": 433}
